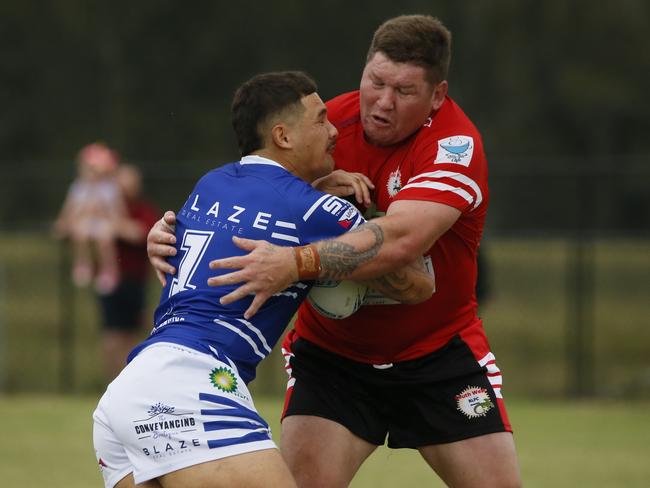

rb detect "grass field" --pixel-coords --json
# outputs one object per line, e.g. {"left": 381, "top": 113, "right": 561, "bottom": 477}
{"left": 0, "top": 395, "right": 649, "bottom": 487}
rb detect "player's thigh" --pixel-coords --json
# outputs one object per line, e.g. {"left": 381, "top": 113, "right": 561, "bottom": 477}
{"left": 281, "top": 415, "right": 376, "bottom": 488}
{"left": 418, "top": 432, "right": 521, "bottom": 488}
{"left": 158, "top": 448, "right": 296, "bottom": 488}
{"left": 114, "top": 472, "right": 162, "bottom": 488}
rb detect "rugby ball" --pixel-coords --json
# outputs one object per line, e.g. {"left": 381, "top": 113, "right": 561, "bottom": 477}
{"left": 307, "top": 280, "right": 368, "bottom": 320}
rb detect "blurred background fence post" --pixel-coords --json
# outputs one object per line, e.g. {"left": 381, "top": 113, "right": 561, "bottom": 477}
{"left": 0, "top": 264, "right": 6, "bottom": 392}
{"left": 566, "top": 236, "right": 595, "bottom": 397}
{"left": 58, "top": 240, "right": 75, "bottom": 393}
{"left": 566, "top": 164, "right": 596, "bottom": 398}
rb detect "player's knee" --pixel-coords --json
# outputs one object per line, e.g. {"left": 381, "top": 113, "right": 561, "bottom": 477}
{"left": 500, "top": 478, "right": 523, "bottom": 488}
{"left": 293, "top": 471, "right": 347, "bottom": 488}
{"left": 487, "top": 468, "right": 522, "bottom": 488}
{"left": 287, "top": 453, "right": 349, "bottom": 488}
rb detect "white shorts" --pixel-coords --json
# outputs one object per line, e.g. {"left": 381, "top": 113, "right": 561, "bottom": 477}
{"left": 92, "top": 343, "right": 276, "bottom": 487}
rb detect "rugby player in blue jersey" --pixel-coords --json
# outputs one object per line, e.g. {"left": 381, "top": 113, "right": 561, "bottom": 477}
{"left": 92, "top": 71, "right": 434, "bottom": 488}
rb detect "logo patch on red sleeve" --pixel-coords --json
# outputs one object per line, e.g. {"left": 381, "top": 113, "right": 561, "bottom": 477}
{"left": 434, "top": 136, "right": 474, "bottom": 167}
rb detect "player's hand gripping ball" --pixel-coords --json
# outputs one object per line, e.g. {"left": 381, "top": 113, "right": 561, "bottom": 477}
{"left": 307, "top": 280, "right": 368, "bottom": 319}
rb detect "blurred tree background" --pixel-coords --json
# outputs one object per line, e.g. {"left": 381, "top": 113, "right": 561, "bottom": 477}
{"left": 0, "top": 0, "right": 648, "bottom": 397}
{"left": 1, "top": 0, "right": 648, "bottom": 231}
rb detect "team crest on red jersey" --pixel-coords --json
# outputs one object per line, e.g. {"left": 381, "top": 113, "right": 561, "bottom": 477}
{"left": 386, "top": 168, "right": 402, "bottom": 198}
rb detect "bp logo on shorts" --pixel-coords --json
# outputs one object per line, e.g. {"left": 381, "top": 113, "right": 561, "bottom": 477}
{"left": 209, "top": 367, "right": 238, "bottom": 393}
{"left": 455, "top": 386, "right": 494, "bottom": 419}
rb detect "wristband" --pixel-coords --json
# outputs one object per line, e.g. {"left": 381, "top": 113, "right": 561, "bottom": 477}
{"left": 294, "top": 244, "right": 321, "bottom": 280}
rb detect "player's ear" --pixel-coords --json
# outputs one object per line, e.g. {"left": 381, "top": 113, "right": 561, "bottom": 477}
{"left": 270, "top": 123, "right": 292, "bottom": 150}
{"left": 431, "top": 80, "right": 448, "bottom": 111}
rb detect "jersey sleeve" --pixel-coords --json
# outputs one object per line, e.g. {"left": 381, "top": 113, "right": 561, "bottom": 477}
{"left": 294, "top": 188, "right": 366, "bottom": 244}
{"left": 395, "top": 132, "right": 488, "bottom": 214}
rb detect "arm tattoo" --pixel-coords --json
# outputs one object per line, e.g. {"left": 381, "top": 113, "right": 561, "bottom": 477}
{"left": 319, "top": 222, "right": 384, "bottom": 279}
{"left": 364, "top": 256, "right": 430, "bottom": 301}
{"left": 368, "top": 269, "right": 414, "bottom": 296}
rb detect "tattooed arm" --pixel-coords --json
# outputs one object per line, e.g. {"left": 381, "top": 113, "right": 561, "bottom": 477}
{"left": 316, "top": 222, "right": 432, "bottom": 305}
{"left": 208, "top": 200, "right": 460, "bottom": 318}
{"left": 359, "top": 254, "right": 432, "bottom": 305}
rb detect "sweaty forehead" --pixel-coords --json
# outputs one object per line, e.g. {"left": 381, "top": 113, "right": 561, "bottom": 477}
{"left": 366, "top": 52, "right": 428, "bottom": 86}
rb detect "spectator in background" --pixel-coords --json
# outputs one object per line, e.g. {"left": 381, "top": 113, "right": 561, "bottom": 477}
{"left": 53, "top": 142, "right": 126, "bottom": 294}
{"left": 97, "top": 164, "right": 159, "bottom": 381}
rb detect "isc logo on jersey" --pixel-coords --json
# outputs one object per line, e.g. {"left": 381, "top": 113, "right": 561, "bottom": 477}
{"left": 337, "top": 206, "right": 359, "bottom": 229}
{"left": 320, "top": 196, "right": 361, "bottom": 229}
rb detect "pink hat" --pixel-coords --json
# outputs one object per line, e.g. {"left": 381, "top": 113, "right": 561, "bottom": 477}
{"left": 78, "top": 143, "right": 119, "bottom": 172}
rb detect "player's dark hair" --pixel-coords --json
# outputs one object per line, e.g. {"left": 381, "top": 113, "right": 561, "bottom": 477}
{"left": 366, "top": 15, "right": 452, "bottom": 85}
{"left": 231, "top": 71, "right": 318, "bottom": 156}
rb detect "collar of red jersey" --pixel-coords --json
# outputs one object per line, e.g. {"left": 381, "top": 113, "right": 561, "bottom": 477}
{"left": 239, "top": 155, "right": 285, "bottom": 169}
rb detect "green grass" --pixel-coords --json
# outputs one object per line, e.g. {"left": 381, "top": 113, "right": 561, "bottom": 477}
{"left": 0, "top": 395, "right": 648, "bottom": 488}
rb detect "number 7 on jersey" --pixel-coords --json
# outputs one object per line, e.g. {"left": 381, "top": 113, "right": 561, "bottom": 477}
{"left": 169, "top": 230, "right": 214, "bottom": 297}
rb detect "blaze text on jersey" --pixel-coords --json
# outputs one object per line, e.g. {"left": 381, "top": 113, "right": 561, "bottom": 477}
{"left": 181, "top": 193, "right": 279, "bottom": 236}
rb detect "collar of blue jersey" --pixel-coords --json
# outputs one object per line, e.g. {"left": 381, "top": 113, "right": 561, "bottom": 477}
{"left": 240, "top": 154, "right": 285, "bottom": 169}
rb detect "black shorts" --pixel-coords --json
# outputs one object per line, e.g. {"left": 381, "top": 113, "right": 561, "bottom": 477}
{"left": 281, "top": 331, "right": 511, "bottom": 448}
{"left": 97, "top": 278, "right": 146, "bottom": 332}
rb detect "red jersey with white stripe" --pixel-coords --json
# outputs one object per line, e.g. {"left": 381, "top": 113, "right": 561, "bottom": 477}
{"left": 293, "top": 90, "right": 489, "bottom": 364}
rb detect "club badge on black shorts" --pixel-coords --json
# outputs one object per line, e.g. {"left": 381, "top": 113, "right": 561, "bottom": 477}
{"left": 455, "top": 386, "right": 495, "bottom": 419}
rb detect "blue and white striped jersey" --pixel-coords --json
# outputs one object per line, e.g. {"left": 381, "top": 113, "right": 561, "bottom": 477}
{"left": 128, "top": 155, "right": 364, "bottom": 383}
